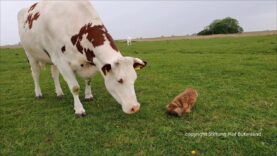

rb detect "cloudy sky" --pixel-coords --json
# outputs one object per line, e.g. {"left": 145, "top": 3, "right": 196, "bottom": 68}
{"left": 0, "top": 0, "right": 276, "bottom": 45}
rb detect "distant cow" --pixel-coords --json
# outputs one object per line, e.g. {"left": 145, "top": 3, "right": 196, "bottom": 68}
{"left": 17, "top": 0, "right": 147, "bottom": 116}
{"left": 127, "top": 36, "right": 132, "bottom": 46}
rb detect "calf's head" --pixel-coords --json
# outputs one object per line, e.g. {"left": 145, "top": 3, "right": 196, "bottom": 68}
{"left": 100, "top": 57, "right": 147, "bottom": 114}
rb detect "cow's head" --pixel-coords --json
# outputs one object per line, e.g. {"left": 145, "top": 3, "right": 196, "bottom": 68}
{"left": 96, "top": 57, "right": 147, "bottom": 114}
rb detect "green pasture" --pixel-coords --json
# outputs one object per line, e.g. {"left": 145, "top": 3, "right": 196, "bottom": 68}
{"left": 1, "top": 35, "right": 276, "bottom": 155}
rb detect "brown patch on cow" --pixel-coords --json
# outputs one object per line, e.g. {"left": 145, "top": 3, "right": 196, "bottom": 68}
{"left": 76, "top": 42, "right": 83, "bottom": 54}
{"left": 71, "top": 23, "right": 118, "bottom": 64}
{"left": 84, "top": 48, "right": 95, "bottom": 62}
{"left": 104, "top": 28, "right": 118, "bottom": 51}
{"left": 166, "top": 88, "right": 198, "bottom": 117}
{"left": 72, "top": 86, "right": 80, "bottom": 95}
{"left": 71, "top": 35, "right": 79, "bottom": 46}
{"left": 61, "top": 46, "right": 66, "bottom": 53}
{"left": 25, "top": 12, "right": 40, "bottom": 29}
{"left": 28, "top": 3, "right": 38, "bottom": 13}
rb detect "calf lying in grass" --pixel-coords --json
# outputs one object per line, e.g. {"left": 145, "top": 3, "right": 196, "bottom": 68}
{"left": 167, "top": 88, "right": 198, "bottom": 116}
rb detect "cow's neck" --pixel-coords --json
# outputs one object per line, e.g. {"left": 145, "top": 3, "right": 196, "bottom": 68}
{"left": 93, "top": 45, "right": 122, "bottom": 69}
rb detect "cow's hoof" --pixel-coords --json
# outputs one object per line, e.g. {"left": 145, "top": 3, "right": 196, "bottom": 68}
{"left": 56, "top": 95, "right": 64, "bottom": 99}
{"left": 75, "top": 112, "right": 86, "bottom": 118}
{"left": 36, "top": 95, "right": 44, "bottom": 99}
{"left": 75, "top": 108, "right": 86, "bottom": 118}
{"left": 85, "top": 97, "right": 94, "bottom": 101}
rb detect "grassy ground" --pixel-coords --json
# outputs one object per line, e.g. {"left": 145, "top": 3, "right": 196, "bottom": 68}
{"left": 1, "top": 35, "right": 276, "bottom": 155}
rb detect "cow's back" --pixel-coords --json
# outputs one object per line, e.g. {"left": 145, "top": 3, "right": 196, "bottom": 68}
{"left": 18, "top": 0, "right": 103, "bottom": 64}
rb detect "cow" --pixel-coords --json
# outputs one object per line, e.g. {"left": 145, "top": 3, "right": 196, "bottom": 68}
{"left": 127, "top": 36, "right": 132, "bottom": 46}
{"left": 17, "top": 0, "right": 147, "bottom": 116}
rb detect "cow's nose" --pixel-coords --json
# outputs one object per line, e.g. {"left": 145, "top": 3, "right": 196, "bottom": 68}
{"left": 130, "top": 105, "right": 140, "bottom": 113}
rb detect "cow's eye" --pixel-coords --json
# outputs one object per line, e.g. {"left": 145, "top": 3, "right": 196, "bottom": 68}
{"left": 118, "top": 79, "right": 123, "bottom": 84}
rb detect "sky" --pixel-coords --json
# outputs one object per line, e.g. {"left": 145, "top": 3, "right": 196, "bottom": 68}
{"left": 0, "top": 0, "right": 276, "bottom": 46}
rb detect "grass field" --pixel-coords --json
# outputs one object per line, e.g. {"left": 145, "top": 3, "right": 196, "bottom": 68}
{"left": 1, "top": 35, "right": 277, "bottom": 155}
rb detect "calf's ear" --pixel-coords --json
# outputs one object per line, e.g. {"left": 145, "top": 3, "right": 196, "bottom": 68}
{"left": 102, "top": 64, "right": 112, "bottom": 75}
{"left": 133, "top": 58, "right": 147, "bottom": 70}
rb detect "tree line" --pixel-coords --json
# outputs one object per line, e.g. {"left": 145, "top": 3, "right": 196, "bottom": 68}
{"left": 198, "top": 17, "right": 243, "bottom": 35}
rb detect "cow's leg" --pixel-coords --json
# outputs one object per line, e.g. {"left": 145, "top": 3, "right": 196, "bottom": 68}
{"left": 28, "top": 57, "right": 43, "bottom": 98}
{"left": 54, "top": 61, "right": 85, "bottom": 116}
{"left": 84, "top": 79, "right": 93, "bottom": 101}
{"left": 51, "top": 65, "right": 64, "bottom": 98}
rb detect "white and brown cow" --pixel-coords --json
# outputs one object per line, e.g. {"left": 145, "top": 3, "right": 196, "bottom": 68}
{"left": 17, "top": 0, "right": 147, "bottom": 116}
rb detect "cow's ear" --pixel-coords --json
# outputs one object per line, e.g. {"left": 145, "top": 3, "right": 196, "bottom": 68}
{"left": 133, "top": 58, "right": 147, "bottom": 70}
{"left": 102, "top": 64, "right": 112, "bottom": 75}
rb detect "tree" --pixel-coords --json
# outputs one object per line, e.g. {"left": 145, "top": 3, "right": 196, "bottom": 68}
{"left": 198, "top": 17, "right": 243, "bottom": 35}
